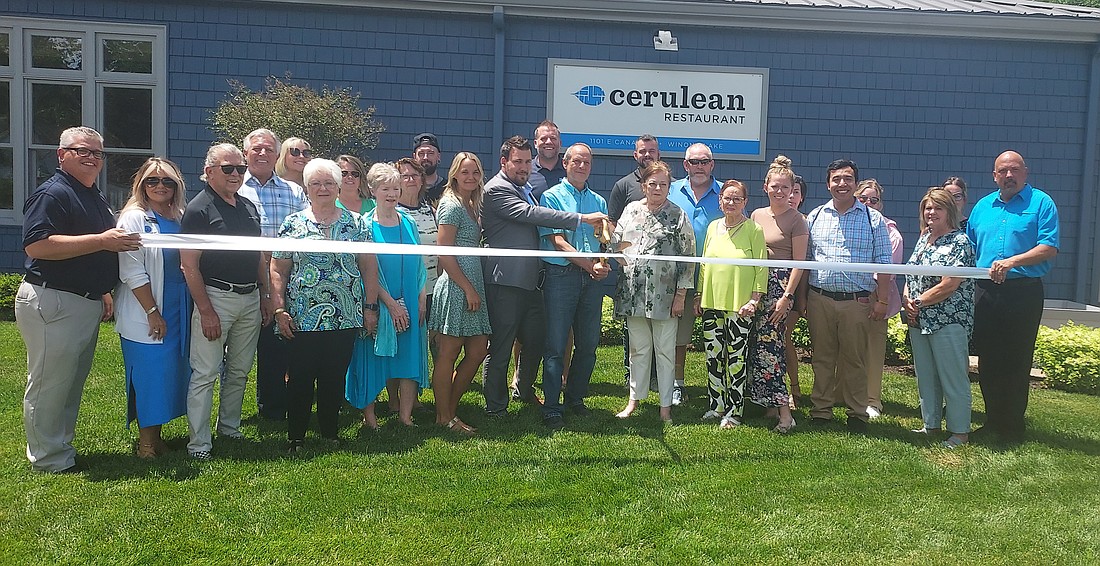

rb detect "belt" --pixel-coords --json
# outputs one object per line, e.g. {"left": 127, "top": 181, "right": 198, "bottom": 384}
{"left": 809, "top": 286, "right": 870, "bottom": 301}
{"left": 23, "top": 274, "right": 98, "bottom": 300}
{"left": 207, "top": 278, "right": 258, "bottom": 294}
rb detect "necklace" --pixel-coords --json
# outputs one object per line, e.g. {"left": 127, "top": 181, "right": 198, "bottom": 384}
{"left": 312, "top": 208, "right": 341, "bottom": 230}
{"left": 724, "top": 216, "right": 747, "bottom": 239}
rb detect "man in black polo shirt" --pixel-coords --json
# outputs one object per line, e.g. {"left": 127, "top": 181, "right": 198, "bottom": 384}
{"left": 17, "top": 126, "right": 141, "bottom": 473}
{"left": 180, "top": 143, "right": 263, "bottom": 460}
{"left": 413, "top": 133, "right": 446, "bottom": 207}
{"left": 528, "top": 120, "right": 568, "bottom": 202}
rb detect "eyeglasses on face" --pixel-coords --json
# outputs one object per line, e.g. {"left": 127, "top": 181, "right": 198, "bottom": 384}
{"left": 64, "top": 147, "right": 105, "bottom": 159}
{"left": 686, "top": 158, "right": 712, "bottom": 166}
{"left": 721, "top": 196, "right": 745, "bottom": 204}
{"left": 307, "top": 180, "right": 339, "bottom": 189}
{"left": 400, "top": 174, "right": 421, "bottom": 181}
{"left": 858, "top": 196, "right": 881, "bottom": 205}
{"left": 341, "top": 170, "right": 361, "bottom": 178}
{"left": 219, "top": 164, "right": 248, "bottom": 175}
{"left": 644, "top": 181, "right": 670, "bottom": 189}
{"left": 949, "top": 192, "right": 965, "bottom": 202}
{"left": 143, "top": 176, "right": 179, "bottom": 189}
{"left": 288, "top": 147, "right": 312, "bottom": 158}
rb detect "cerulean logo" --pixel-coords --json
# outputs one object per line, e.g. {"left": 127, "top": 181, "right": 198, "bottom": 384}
{"left": 572, "top": 85, "right": 605, "bottom": 106}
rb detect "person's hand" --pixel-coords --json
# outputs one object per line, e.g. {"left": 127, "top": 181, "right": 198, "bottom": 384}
{"left": 363, "top": 309, "right": 379, "bottom": 337}
{"left": 419, "top": 298, "right": 428, "bottom": 325}
{"left": 869, "top": 299, "right": 887, "bottom": 321}
{"left": 770, "top": 295, "right": 793, "bottom": 325}
{"left": 671, "top": 293, "right": 686, "bottom": 318}
{"left": 990, "top": 257, "right": 1015, "bottom": 284}
{"left": 693, "top": 296, "right": 703, "bottom": 318}
{"left": 738, "top": 300, "right": 758, "bottom": 318}
{"left": 902, "top": 297, "right": 919, "bottom": 325}
{"left": 259, "top": 294, "right": 274, "bottom": 326}
{"left": 199, "top": 309, "right": 222, "bottom": 341}
{"left": 463, "top": 286, "right": 481, "bottom": 312}
{"left": 100, "top": 228, "right": 142, "bottom": 252}
{"left": 275, "top": 310, "right": 295, "bottom": 340}
{"left": 101, "top": 293, "right": 114, "bottom": 322}
{"left": 590, "top": 261, "right": 610, "bottom": 281}
{"left": 147, "top": 309, "right": 167, "bottom": 340}
{"left": 390, "top": 300, "right": 411, "bottom": 332}
{"left": 580, "top": 212, "right": 610, "bottom": 227}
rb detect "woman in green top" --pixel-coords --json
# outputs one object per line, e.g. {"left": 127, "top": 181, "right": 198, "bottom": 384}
{"left": 336, "top": 154, "right": 375, "bottom": 215}
{"left": 693, "top": 180, "right": 767, "bottom": 429}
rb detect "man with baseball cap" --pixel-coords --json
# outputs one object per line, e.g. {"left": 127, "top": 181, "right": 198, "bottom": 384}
{"left": 413, "top": 133, "right": 446, "bottom": 207}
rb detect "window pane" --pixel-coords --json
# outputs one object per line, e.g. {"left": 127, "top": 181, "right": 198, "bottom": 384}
{"left": 0, "top": 81, "right": 8, "bottom": 143}
{"left": 0, "top": 148, "right": 12, "bottom": 210}
{"left": 105, "top": 153, "right": 151, "bottom": 211}
{"left": 31, "top": 83, "right": 82, "bottom": 145}
{"left": 103, "top": 39, "right": 152, "bottom": 74}
{"left": 0, "top": 33, "right": 9, "bottom": 67}
{"left": 31, "top": 149, "right": 59, "bottom": 191}
{"left": 31, "top": 35, "right": 83, "bottom": 70}
{"left": 103, "top": 87, "right": 152, "bottom": 149}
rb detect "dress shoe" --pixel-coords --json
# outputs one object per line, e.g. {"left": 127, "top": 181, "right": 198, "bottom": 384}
{"left": 569, "top": 404, "right": 591, "bottom": 417}
{"left": 846, "top": 418, "right": 868, "bottom": 433}
{"left": 543, "top": 415, "right": 565, "bottom": 430}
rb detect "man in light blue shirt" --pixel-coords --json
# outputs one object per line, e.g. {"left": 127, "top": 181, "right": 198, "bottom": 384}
{"left": 538, "top": 143, "right": 609, "bottom": 429}
{"left": 967, "top": 150, "right": 1059, "bottom": 443}
{"left": 666, "top": 143, "right": 723, "bottom": 405}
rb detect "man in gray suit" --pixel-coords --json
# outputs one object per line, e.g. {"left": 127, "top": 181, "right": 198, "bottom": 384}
{"left": 481, "top": 135, "right": 608, "bottom": 416}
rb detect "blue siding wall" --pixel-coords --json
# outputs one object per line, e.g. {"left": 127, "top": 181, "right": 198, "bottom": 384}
{"left": 2, "top": 0, "right": 1094, "bottom": 300}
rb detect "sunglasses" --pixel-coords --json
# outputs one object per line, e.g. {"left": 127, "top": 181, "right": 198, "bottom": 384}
{"left": 143, "top": 176, "right": 179, "bottom": 189}
{"left": 288, "top": 148, "right": 312, "bottom": 158}
{"left": 858, "top": 196, "right": 881, "bottom": 205}
{"left": 341, "top": 170, "right": 361, "bottom": 178}
{"left": 686, "top": 158, "right": 712, "bottom": 166}
{"left": 220, "top": 164, "right": 248, "bottom": 175}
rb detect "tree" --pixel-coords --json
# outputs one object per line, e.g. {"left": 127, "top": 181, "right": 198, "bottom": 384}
{"left": 209, "top": 76, "right": 385, "bottom": 161}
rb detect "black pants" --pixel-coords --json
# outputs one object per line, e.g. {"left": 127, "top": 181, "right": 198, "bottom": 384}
{"left": 483, "top": 284, "right": 545, "bottom": 413}
{"left": 256, "top": 323, "right": 290, "bottom": 419}
{"left": 973, "top": 278, "right": 1044, "bottom": 439}
{"left": 286, "top": 328, "right": 356, "bottom": 441}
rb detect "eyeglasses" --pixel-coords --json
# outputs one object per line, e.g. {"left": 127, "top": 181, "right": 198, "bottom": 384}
{"left": 644, "top": 181, "right": 670, "bottom": 189}
{"left": 721, "top": 196, "right": 745, "bottom": 204}
{"left": 288, "top": 148, "right": 312, "bottom": 158}
{"left": 400, "top": 174, "right": 422, "bottom": 181}
{"left": 858, "top": 196, "right": 881, "bottom": 205}
{"left": 948, "top": 192, "right": 965, "bottom": 202}
{"left": 307, "top": 180, "right": 339, "bottom": 189}
{"left": 341, "top": 170, "right": 361, "bottom": 178}
{"left": 686, "top": 158, "right": 712, "bottom": 166}
{"left": 143, "top": 176, "right": 179, "bottom": 189}
{"left": 64, "top": 147, "right": 105, "bottom": 160}
{"left": 219, "top": 164, "right": 248, "bottom": 175}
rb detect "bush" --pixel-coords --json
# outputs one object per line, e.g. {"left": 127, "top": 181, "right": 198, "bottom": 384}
{"left": 210, "top": 76, "right": 385, "bottom": 161}
{"left": 1035, "top": 322, "right": 1100, "bottom": 395}
{"left": 0, "top": 273, "right": 21, "bottom": 321}
{"left": 600, "top": 297, "right": 623, "bottom": 346}
{"left": 885, "top": 314, "right": 912, "bottom": 365}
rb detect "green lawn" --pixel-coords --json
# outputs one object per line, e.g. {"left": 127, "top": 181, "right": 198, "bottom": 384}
{"left": 2, "top": 322, "right": 1099, "bottom": 564}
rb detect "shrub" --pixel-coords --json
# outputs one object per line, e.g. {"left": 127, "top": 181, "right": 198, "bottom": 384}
{"left": 885, "top": 314, "right": 912, "bottom": 365}
{"left": 0, "top": 272, "right": 21, "bottom": 321}
{"left": 209, "top": 76, "right": 385, "bottom": 161}
{"left": 1035, "top": 322, "right": 1100, "bottom": 395}
{"left": 600, "top": 297, "right": 623, "bottom": 346}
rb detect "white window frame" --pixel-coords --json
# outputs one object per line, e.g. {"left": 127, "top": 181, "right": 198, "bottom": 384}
{"left": 0, "top": 17, "right": 165, "bottom": 224}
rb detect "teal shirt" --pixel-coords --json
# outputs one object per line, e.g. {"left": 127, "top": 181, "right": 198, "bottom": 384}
{"left": 538, "top": 179, "right": 608, "bottom": 266}
{"left": 966, "top": 183, "right": 1059, "bottom": 279}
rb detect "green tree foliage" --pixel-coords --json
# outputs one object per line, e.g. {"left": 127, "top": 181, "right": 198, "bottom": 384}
{"left": 1046, "top": 0, "right": 1100, "bottom": 7}
{"left": 209, "top": 76, "right": 385, "bottom": 161}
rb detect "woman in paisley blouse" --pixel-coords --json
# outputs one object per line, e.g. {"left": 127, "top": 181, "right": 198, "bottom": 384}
{"left": 270, "top": 158, "right": 378, "bottom": 453}
{"left": 613, "top": 161, "right": 695, "bottom": 423}
{"left": 694, "top": 180, "right": 767, "bottom": 430}
{"left": 903, "top": 187, "right": 975, "bottom": 449}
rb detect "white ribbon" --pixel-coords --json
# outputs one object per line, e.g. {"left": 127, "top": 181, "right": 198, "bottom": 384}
{"left": 142, "top": 233, "right": 990, "bottom": 279}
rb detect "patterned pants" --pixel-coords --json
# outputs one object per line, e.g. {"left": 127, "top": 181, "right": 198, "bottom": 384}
{"left": 702, "top": 309, "right": 752, "bottom": 417}
{"left": 749, "top": 268, "right": 792, "bottom": 408}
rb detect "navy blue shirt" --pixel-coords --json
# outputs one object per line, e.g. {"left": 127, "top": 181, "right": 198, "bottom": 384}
{"left": 22, "top": 169, "right": 118, "bottom": 295}
{"left": 529, "top": 156, "right": 567, "bottom": 203}
{"left": 181, "top": 185, "right": 262, "bottom": 286}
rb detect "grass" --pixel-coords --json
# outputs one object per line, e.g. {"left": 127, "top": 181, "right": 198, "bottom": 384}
{"left": 2, "top": 322, "right": 1100, "bottom": 564}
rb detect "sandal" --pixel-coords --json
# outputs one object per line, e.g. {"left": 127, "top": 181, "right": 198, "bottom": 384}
{"left": 719, "top": 416, "right": 742, "bottom": 429}
{"left": 136, "top": 442, "right": 158, "bottom": 459}
{"left": 773, "top": 417, "right": 796, "bottom": 434}
{"left": 443, "top": 416, "right": 475, "bottom": 437}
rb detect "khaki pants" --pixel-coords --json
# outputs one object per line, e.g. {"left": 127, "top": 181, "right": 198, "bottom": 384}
{"left": 186, "top": 288, "right": 260, "bottom": 454}
{"left": 16, "top": 283, "right": 103, "bottom": 472}
{"left": 806, "top": 291, "right": 871, "bottom": 422}
{"left": 866, "top": 317, "right": 889, "bottom": 411}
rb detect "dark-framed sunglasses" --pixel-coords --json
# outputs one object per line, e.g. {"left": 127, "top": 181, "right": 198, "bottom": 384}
{"left": 142, "top": 176, "right": 179, "bottom": 189}
{"left": 686, "top": 158, "right": 712, "bottom": 166}
{"left": 858, "top": 196, "right": 881, "bottom": 205}
{"left": 341, "top": 170, "right": 361, "bottom": 178}
{"left": 288, "top": 148, "right": 312, "bottom": 158}
{"left": 220, "top": 164, "right": 248, "bottom": 175}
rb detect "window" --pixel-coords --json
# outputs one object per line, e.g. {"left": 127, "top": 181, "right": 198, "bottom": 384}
{"left": 0, "top": 18, "right": 165, "bottom": 220}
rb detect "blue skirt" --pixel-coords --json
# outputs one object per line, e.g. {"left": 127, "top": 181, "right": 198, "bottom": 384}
{"left": 121, "top": 278, "right": 191, "bottom": 427}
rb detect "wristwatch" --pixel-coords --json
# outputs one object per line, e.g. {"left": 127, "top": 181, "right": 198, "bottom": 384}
{"left": 913, "top": 297, "right": 923, "bottom": 308}
{"left": 364, "top": 303, "right": 379, "bottom": 312}
{"left": 783, "top": 292, "right": 795, "bottom": 301}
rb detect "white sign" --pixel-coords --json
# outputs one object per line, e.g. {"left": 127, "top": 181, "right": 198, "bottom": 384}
{"left": 547, "top": 59, "right": 769, "bottom": 161}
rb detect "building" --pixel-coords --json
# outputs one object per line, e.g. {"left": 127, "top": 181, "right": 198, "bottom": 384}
{"left": 2, "top": 0, "right": 1098, "bottom": 302}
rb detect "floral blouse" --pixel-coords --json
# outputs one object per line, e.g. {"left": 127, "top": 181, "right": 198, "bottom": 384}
{"left": 613, "top": 200, "right": 696, "bottom": 320}
{"left": 905, "top": 229, "right": 975, "bottom": 335}
{"left": 273, "top": 208, "right": 367, "bottom": 332}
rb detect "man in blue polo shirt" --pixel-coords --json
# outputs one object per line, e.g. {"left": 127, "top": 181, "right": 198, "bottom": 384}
{"left": 667, "top": 142, "right": 723, "bottom": 406}
{"left": 538, "top": 143, "right": 610, "bottom": 429}
{"left": 968, "top": 150, "right": 1059, "bottom": 443}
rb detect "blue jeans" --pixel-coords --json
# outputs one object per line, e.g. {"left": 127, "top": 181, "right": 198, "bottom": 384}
{"left": 541, "top": 263, "right": 604, "bottom": 418}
